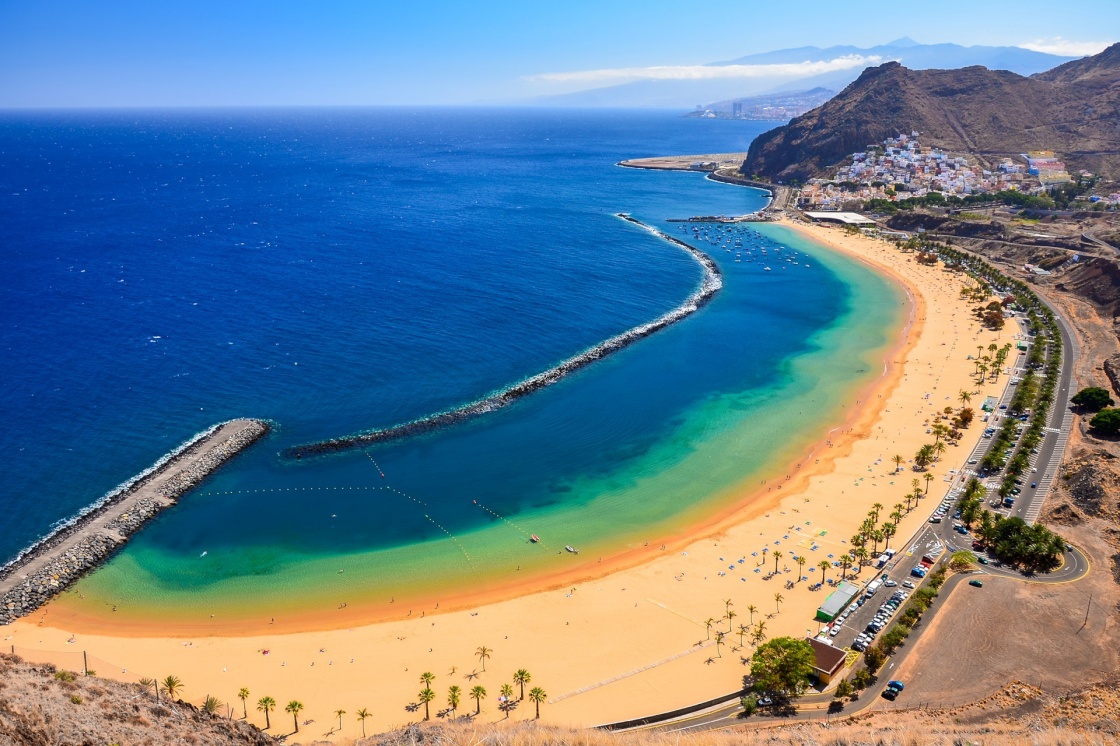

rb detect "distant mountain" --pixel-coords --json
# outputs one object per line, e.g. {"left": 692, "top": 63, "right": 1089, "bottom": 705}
{"left": 533, "top": 40, "right": 1076, "bottom": 109}
{"left": 741, "top": 43, "right": 1120, "bottom": 181}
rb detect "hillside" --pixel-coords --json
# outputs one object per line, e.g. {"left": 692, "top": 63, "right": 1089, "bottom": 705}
{"left": 742, "top": 43, "right": 1120, "bottom": 182}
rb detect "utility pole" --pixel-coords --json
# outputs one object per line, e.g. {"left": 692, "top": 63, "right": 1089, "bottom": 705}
{"left": 1083, "top": 593, "right": 1093, "bottom": 629}
{"left": 83, "top": 651, "right": 88, "bottom": 676}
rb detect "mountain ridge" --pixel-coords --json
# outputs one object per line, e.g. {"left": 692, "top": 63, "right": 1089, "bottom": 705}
{"left": 741, "top": 43, "right": 1120, "bottom": 182}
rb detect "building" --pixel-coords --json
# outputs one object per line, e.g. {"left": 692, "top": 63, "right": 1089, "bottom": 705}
{"left": 806, "top": 637, "right": 848, "bottom": 685}
{"left": 803, "top": 211, "right": 875, "bottom": 225}
{"left": 815, "top": 580, "right": 861, "bottom": 622}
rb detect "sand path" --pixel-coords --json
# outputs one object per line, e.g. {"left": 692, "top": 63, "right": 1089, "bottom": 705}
{"left": 4, "top": 223, "right": 1011, "bottom": 739}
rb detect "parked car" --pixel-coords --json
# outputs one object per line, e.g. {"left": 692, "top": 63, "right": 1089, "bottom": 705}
{"left": 902, "top": 580, "right": 915, "bottom": 589}
{"left": 884, "top": 579, "right": 897, "bottom": 587}
{"left": 969, "top": 579, "right": 984, "bottom": 588}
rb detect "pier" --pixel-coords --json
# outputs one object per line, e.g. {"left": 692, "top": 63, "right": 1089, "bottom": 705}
{"left": 0, "top": 418, "right": 269, "bottom": 625}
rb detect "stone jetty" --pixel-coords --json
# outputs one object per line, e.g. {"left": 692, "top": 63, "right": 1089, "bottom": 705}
{"left": 0, "top": 418, "right": 269, "bottom": 625}
{"left": 283, "top": 215, "right": 722, "bottom": 459}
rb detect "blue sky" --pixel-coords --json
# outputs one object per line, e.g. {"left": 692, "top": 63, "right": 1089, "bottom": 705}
{"left": 0, "top": 0, "right": 1114, "bottom": 107}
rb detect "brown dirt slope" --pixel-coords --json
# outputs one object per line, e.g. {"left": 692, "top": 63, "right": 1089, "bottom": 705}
{"left": 0, "top": 653, "right": 276, "bottom": 746}
{"left": 742, "top": 43, "right": 1120, "bottom": 182}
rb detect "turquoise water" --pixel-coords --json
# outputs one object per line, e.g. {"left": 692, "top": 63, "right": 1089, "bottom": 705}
{"left": 0, "top": 109, "right": 902, "bottom": 624}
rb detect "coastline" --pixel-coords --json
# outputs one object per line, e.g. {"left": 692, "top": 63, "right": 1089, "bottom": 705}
{"left": 5, "top": 213, "right": 1009, "bottom": 736}
{"left": 282, "top": 215, "right": 721, "bottom": 459}
{"left": 0, "top": 419, "right": 269, "bottom": 626}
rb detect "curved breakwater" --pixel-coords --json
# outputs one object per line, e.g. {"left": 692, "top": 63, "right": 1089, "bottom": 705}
{"left": 283, "top": 215, "right": 722, "bottom": 459}
{"left": 0, "top": 419, "right": 270, "bottom": 625}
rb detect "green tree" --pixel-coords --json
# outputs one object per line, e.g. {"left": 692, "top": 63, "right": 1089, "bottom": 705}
{"left": 356, "top": 708, "right": 370, "bottom": 738}
{"left": 773, "top": 592, "right": 783, "bottom": 614}
{"left": 835, "top": 679, "right": 854, "bottom": 699}
{"left": 818, "top": 559, "right": 831, "bottom": 586}
{"left": 741, "top": 694, "right": 758, "bottom": 716}
{"left": 499, "top": 684, "right": 515, "bottom": 718}
{"left": 513, "top": 669, "right": 531, "bottom": 700}
{"left": 772, "top": 550, "right": 783, "bottom": 576}
{"left": 418, "top": 688, "right": 435, "bottom": 721}
{"left": 161, "top": 675, "right": 183, "bottom": 701}
{"left": 749, "top": 637, "right": 814, "bottom": 698}
{"left": 476, "top": 646, "right": 492, "bottom": 672}
{"left": 237, "top": 687, "right": 250, "bottom": 719}
{"left": 447, "top": 685, "right": 461, "bottom": 716}
{"left": 334, "top": 708, "right": 346, "bottom": 731}
{"left": 420, "top": 671, "right": 436, "bottom": 689}
{"left": 1090, "top": 408, "right": 1120, "bottom": 435}
{"left": 863, "top": 646, "right": 886, "bottom": 673}
{"left": 747, "top": 604, "right": 758, "bottom": 625}
{"left": 285, "top": 700, "right": 304, "bottom": 733}
{"left": 470, "top": 685, "right": 487, "bottom": 715}
{"left": 1072, "top": 386, "right": 1113, "bottom": 412}
{"left": 257, "top": 696, "right": 276, "bottom": 729}
{"left": 202, "top": 695, "right": 222, "bottom": 716}
{"left": 852, "top": 669, "right": 872, "bottom": 690}
{"left": 528, "top": 687, "right": 547, "bottom": 719}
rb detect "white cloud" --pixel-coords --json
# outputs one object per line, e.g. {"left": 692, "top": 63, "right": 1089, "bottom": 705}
{"left": 526, "top": 55, "right": 883, "bottom": 86}
{"left": 1020, "top": 37, "right": 1113, "bottom": 57}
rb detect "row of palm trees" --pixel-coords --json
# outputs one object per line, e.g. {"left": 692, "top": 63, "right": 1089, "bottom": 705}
{"left": 417, "top": 668, "right": 546, "bottom": 720}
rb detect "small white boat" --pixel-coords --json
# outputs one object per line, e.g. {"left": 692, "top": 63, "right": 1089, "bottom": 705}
{"left": 565, "top": 545, "right": 579, "bottom": 554}
{"left": 764, "top": 267, "right": 771, "bottom": 271}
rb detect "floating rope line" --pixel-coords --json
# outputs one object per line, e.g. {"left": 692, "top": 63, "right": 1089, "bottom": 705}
{"left": 362, "top": 451, "right": 387, "bottom": 479}
{"left": 471, "top": 499, "right": 545, "bottom": 548}
{"left": 422, "top": 513, "right": 477, "bottom": 575}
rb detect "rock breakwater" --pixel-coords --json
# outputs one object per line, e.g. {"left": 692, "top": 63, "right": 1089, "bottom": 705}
{"left": 284, "top": 215, "right": 722, "bottom": 458}
{"left": 0, "top": 419, "right": 269, "bottom": 625}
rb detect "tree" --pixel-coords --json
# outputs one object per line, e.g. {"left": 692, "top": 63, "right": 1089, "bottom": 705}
{"left": 202, "top": 695, "right": 222, "bottom": 716}
{"left": 772, "top": 550, "right": 783, "bottom": 575}
{"left": 476, "top": 646, "right": 492, "bottom": 672}
{"left": 794, "top": 555, "right": 807, "bottom": 581}
{"left": 138, "top": 677, "right": 157, "bottom": 702}
{"left": 1090, "top": 408, "right": 1120, "bottom": 436}
{"left": 871, "top": 502, "right": 884, "bottom": 524}
{"left": 959, "top": 389, "right": 972, "bottom": 407}
{"left": 882, "top": 522, "right": 896, "bottom": 552}
{"left": 470, "top": 685, "right": 487, "bottom": 715}
{"left": 356, "top": 708, "right": 370, "bottom": 737}
{"left": 447, "top": 685, "right": 461, "bottom": 716}
{"left": 924, "top": 473, "right": 934, "bottom": 494}
{"left": 863, "top": 646, "right": 886, "bottom": 673}
{"left": 238, "top": 688, "right": 250, "bottom": 719}
{"left": 704, "top": 617, "right": 716, "bottom": 640}
{"left": 749, "top": 637, "right": 815, "bottom": 698}
{"left": 285, "top": 700, "right": 304, "bottom": 733}
{"left": 161, "top": 675, "right": 183, "bottom": 701}
{"left": 334, "top": 708, "right": 346, "bottom": 731}
{"left": 747, "top": 604, "right": 758, "bottom": 625}
{"left": 513, "top": 669, "right": 531, "bottom": 700}
{"left": 892, "top": 454, "right": 904, "bottom": 472}
{"left": 914, "top": 444, "right": 934, "bottom": 469}
{"left": 528, "top": 687, "right": 547, "bottom": 719}
{"left": 420, "top": 671, "right": 435, "bottom": 689}
{"left": 418, "top": 688, "right": 435, "bottom": 721}
{"left": 773, "top": 592, "right": 783, "bottom": 614}
{"left": 499, "top": 684, "right": 514, "bottom": 718}
{"left": 818, "top": 559, "right": 831, "bottom": 586}
{"left": 852, "top": 669, "right": 872, "bottom": 690}
{"left": 714, "top": 631, "right": 725, "bottom": 658}
{"left": 835, "top": 679, "right": 854, "bottom": 699}
{"left": 725, "top": 607, "right": 737, "bottom": 632}
{"left": 838, "top": 554, "right": 852, "bottom": 580}
{"left": 1072, "top": 386, "right": 1114, "bottom": 412}
{"left": 257, "top": 696, "right": 276, "bottom": 729}
{"left": 738, "top": 623, "right": 749, "bottom": 647}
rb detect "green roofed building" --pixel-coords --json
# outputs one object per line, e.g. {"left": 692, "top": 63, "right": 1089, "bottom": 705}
{"left": 815, "top": 580, "right": 860, "bottom": 622}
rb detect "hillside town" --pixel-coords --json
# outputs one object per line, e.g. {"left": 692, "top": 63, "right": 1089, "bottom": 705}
{"left": 798, "top": 133, "right": 1119, "bottom": 210}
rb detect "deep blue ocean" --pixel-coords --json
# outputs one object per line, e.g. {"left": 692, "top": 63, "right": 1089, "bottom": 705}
{"left": 0, "top": 109, "right": 896, "bottom": 615}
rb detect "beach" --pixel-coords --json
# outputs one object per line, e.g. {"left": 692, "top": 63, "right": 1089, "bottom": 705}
{"left": 2, "top": 218, "right": 1011, "bottom": 737}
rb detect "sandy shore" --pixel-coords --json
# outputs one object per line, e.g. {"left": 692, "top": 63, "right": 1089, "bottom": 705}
{"left": 5, "top": 220, "right": 1009, "bottom": 739}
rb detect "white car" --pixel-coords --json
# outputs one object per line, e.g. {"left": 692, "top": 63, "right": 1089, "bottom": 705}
{"left": 884, "top": 579, "right": 898, "bottom": 587}
{"left": 829, "top": 626, "right": 841, "bottom": 637}
{"left": 902, "top": 580, "right": 915, "bottom": 589}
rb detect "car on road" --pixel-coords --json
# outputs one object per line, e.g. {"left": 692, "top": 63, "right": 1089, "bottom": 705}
{"left": 977, "top": 556, "right": 989, "bottom": 565}
{"left": 969, "top": 579, "right": 984, "bottom": 588}
{"left": 1032, "top": 482, "right": 1038, "bottom": 488}
{"left": 756, "top": 697, "right": 773, "bottom": 707}
{"left": 882, "top": 680, "right": 905, "bottom": 700}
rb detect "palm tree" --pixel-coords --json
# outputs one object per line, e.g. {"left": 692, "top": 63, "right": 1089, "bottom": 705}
{"left": 725, "top": 608, "right": 737, "bottom": 632}
{"left": 138, "top": 677, "right": 157, "bottom": 702}
{"left": 794, "top": 555, "right": 807, "bottom": 581}
{"left": 418, "top": 688, "right": 435, "bottom": 721}
{"left": 356, "top": 708, "right": 370, "bottom": 737}
{"left": 752, "top": 620, "right": 767, "bottom": 646}
{"left": 737, "top": 623, "right": 749, "bottom": 647}
{"left": 528, "top": 687, "right": 547, "bottom": 719}
{"left": 420, "top": 671, "right": 436, "bottom": 689}
{"left": 774, "top": 592, "right": 783, "bottom": 614}
{"left": 161, "top": 675, "right": 183, "bottom": 701}
{"left": 959, "top": 389, "right": 971, "bottom": 406}
{"left": 838, "top": 554, "right": 852, "bottom": 580}
{"left": 892, "top": 454, "right": 904, "bottom": 472}
{"left": 476, "top": 646, "right": 492, "bottom": 672}
{"left": 818, "top": 559, "right": 831, "bottom": 586}
{"left": 772, "top": 550, "right": 783, "bottom": 575}
{"left": 202, "top": 695, "right": 222, "bottom": 716}
{"left": 513, "top": 669, "right": 531, "bottom": 700}
{"left": 238, "top": 687, "right": 250, "bottom": 719}
{"left": 285, "top": 700, "right": 303, "bottom": 733}
{"left": 870, "top": 529, "right": 883, "bottom": 555}
{"left": 470, "top": 685, "right": 487, "bottom": 715}
{"left": 714, "top": 631, "right": 725, "bottom": 658}
{"left": 334, "top": 708, "right": 346, "bottom": 731}
{"left": 746, "top": 604, "right": 758, "bottom": 625}
{"left": 933, "top": 440, "right": 946, "bottom": 461}
{"left": 499, "top": 684, "right": 514, "bottom": 718}
{"left": 924, "top": 473, "right": 934, "bottom": 494}
{"left": 724, "top": 598, "right": 733, "bottom": 616}
{"left": 853, "top": 547, "right": 868, "bottom": 571}
{"left": 447, "top": 685, "right": 461, "bottom": 717}
{"left": 882, "top": 522, "right": 896, "bottom": 551}
{"left": 257, "top": 696, "right": 276, "bottom": 729}
{"left": 704, "top": 617, "right": 716, "bottom": 640}
{"left": 871, "top": 502, "right": 884, "bottom": 524}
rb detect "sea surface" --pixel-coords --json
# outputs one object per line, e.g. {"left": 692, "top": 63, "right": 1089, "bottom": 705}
{"left": 0, "top": 108, "right": 903, "bottom": 625}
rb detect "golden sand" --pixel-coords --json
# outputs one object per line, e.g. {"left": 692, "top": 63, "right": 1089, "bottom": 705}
{"left": 5, "top": 220, "right": 1007, "bottom": 738}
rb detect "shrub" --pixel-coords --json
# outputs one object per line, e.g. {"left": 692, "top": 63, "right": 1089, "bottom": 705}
{"left": 740, "top": 695, "right": 758, "bottom": 716}
{"left": 70, "top": 695, "right": 83, "bottom": 705}
{"left": 1090, "top": 408, "right": 1120, "bottom": 436}
{"left": 835, "top": 679, "right": 854, "bottom": 699}
{"left": 852, "top": 668, "right": 872, "bottom": 690}
{"left": 1071, "top": 386, "right": 1114, "bottom": 412}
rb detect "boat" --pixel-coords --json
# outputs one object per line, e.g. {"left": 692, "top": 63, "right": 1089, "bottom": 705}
{"left": 565, "top": 545, "right": 579, "bottom": 554}
{"left": 530, "top": 534, "right": 540, "bottom": 543}
{"left": 764, "top": 267, "right": 771, "bottom": 271}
